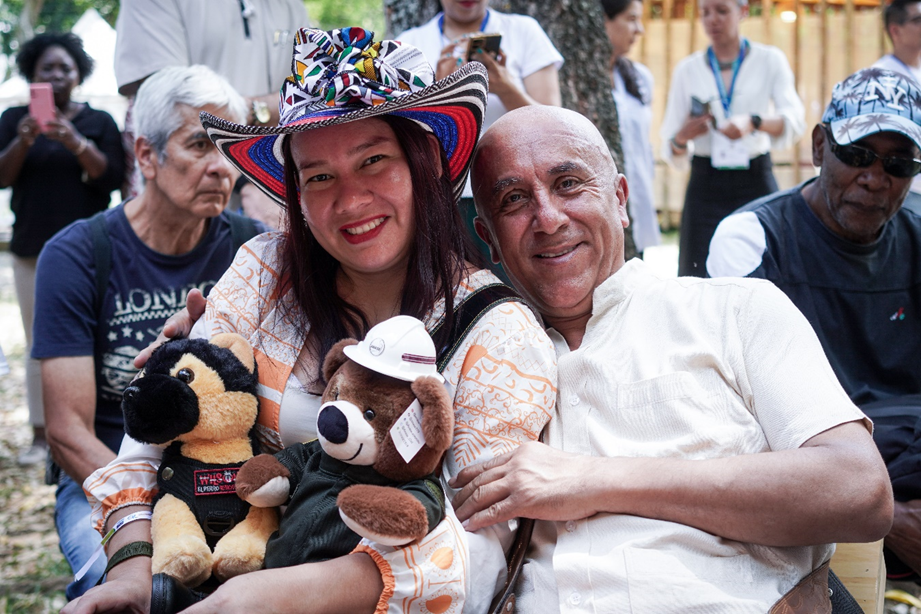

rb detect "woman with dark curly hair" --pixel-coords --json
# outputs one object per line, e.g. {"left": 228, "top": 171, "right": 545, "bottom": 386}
{"left": 0, "top": 32, "right": 125, "bottom": 467}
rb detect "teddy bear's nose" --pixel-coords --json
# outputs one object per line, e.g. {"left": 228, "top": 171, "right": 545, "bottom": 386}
{"left": 317, "top": 405, "right": 349, "bottom": 444}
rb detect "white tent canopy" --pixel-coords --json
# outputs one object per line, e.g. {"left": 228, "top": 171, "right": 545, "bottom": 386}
{"left": 0, "top": 8, "right": 126, "bottom": 128}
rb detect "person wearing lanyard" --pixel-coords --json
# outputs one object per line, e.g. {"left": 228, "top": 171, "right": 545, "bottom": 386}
{"left": 660, "top": 0, "right": 804, "bottom": 277}
{"left": 397, "top": 0, "right": 563, "bottom": 275}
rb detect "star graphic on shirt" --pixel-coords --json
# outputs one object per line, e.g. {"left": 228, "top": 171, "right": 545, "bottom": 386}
{"left": 122, "top": 326, "right": 133, "bottom": 338}
{"left": 108, "top": 331, "right": 118, "bottom": 342}
{"left": 135, "top": 331, "right": 145, "bottom": 342}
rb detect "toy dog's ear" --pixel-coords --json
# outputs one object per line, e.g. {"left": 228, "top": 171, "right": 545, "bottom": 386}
{"left": 410, "top": 376, "right": 454, "bottom": 453}
{"left": 322, "top": 339, "right": 358, "bottom": 385}
{"left": 211, "top": 333, "right": 255, "bottom": 373}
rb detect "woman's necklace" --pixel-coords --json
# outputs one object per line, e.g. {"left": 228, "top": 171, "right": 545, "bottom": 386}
{"left": 717, "top": 59, "right": 735, "bottom": 71}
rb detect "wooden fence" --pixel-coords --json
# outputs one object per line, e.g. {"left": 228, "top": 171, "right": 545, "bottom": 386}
{"left": 628, "top": 3, "right": 889, "bottom": 227}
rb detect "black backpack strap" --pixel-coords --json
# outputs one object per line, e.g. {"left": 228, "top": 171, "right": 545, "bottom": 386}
{"left": 431, "top": 282, "right": 537, "bottom": 614}
{"left": 226, "top": 212, "right": 261, "bottom": 253}
{"left": 433, "top": 283, "right": 524, "bottom": 373}
{"left": 88, "top": 211, "right": 112, "bottom": 319}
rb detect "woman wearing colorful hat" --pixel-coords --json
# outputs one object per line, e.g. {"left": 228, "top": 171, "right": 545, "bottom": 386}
{"left": 70, "top": 28, "right": 557, "bottom": 614}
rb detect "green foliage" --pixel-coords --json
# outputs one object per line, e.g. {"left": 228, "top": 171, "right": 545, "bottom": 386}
{"left": 1, "top": 0, "right": 119, "bottom": 63}
{"left": 304, "top": 0, "right": 385, "bottom": 35}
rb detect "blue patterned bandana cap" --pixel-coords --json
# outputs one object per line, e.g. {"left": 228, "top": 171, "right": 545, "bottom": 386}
{"left": 821, "top": 67, "right": 921, "bottom": 150}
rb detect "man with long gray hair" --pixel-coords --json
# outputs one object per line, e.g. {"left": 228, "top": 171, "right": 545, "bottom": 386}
{"left": 31, "top": 65, "right": 264, "bottom": 597}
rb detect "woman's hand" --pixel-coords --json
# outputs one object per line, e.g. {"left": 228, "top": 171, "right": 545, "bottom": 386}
{"left": 435, "top": 41, "right": 466, "bottom": 81}
{"left": 719, "top": 115, "right": 753, "bottom": 140}
{"left": 44, "top": 111, "right": 86, "bottom": 153}
{"left": 182, "top": 554, "right": 383, "bottom": 614}
{"left": 473, "top": 47, "right": 514, "bottom": 98}
{"left": 133, "top": 288, "right": 208, "bottom": 368}
{"left": 60, "top": 557, "right": 151, "bottom": 614}
{"left": 672, "top": 113, "right": 713, "bottom": 150}
{"left": 15, "top": 114, "right": 39, "bottom": 149}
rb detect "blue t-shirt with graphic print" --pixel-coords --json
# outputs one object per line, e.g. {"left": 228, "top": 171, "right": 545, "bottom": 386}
{"left": 32, "top": 204, "right": 264, "bottom": 453}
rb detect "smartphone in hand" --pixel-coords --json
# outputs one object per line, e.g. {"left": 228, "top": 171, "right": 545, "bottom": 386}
{"left": 29, "top": 83, "right": 55, "bottom": 132}
{"left": 690, "top": 96, "right": 711, "bottom": 118}
{"left": 466, "top": 33, "right": 502, "bottom": 63}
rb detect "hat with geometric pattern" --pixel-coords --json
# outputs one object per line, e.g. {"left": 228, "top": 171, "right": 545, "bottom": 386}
{"left": 200, "top": 27, "right": 488, "bottom": 206}
{"left": 822, "top": 67, "right": 921, "bottom": 150}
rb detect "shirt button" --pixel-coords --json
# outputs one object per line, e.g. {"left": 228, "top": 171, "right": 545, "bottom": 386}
{"left": 569, "top": 395, "right": 580, "bottom": 406}
{"left": 162, "top": 467, "right": 174, "bottom": 480}
{"left": 565, "top": 520, "right": 576, "bottom": 532}
{"left": 569, "top": 591, "right": 582, "bottom": 605}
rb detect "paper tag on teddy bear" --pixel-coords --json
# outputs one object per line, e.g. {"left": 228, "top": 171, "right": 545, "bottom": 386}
{"left": 391, "top": 399, "right": 426, "bottom": 463}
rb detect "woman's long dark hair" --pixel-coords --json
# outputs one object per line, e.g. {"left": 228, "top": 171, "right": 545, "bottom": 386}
{"left": 279, "top": 114, "right": 480, "bottom": 383}
{"left": 600, "top": 0, "right": 648, "bottom": 104}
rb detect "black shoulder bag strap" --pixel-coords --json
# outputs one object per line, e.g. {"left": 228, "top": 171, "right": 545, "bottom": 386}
{"left": 45, "top": 211, "right": 112, "bottom": 486}
{"left": 226, "top": 211, "right": 260, "bottom": 253}
{"left": 432, "top": 283, "right": 522, "bottom": 372}
{"left": 89, "top": 211, "right": 112, "bottom": 319}
{"left": 430, "top": 283, "right": 537, "bottom": 614}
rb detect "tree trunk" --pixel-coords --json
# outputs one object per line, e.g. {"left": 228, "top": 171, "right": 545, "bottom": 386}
{"left": 386, "top": 0, "right": 637, "bottom": 259}
{"left": 383, "top": 0, "right": 441, "bottom": 37}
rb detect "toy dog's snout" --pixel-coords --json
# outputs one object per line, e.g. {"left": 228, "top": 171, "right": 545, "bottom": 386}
{"left": 122, "top": 374, "right": 200, "bottom": 445}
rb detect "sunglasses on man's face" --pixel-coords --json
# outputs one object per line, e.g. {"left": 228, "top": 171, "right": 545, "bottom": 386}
{"left": 823, "top": 126, "right": 921, "bottom": 178}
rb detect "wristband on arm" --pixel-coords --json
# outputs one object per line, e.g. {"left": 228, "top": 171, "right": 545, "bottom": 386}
{"left": 96, "top": 541, "right": 154, "bottom": 585}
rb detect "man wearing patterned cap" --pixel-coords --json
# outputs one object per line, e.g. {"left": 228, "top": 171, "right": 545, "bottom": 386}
{"left": 709, "top": 67, "right": 921, "bottom": 582}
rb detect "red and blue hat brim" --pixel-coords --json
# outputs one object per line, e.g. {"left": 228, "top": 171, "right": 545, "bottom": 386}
{"left": 201, "top": 62, "right": 488, "bottom": 207}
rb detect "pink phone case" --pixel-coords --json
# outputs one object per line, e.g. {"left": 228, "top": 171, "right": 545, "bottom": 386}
{"left": 29, "top": 83, "right": 55, "bottom": 132}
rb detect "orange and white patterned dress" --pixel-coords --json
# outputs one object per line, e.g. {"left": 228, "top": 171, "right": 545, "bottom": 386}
{"left": 85, "top": 232, "right": 557, "bottom": 613}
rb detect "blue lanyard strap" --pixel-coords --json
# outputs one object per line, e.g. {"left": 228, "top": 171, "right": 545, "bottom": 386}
{"left": 707, "top": 39, "right": 749, "bottom": 115}
{"left": 438, "top": 10, "right": 490, "bottom": 35}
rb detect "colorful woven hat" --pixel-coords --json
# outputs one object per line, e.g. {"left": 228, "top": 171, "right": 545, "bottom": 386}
{"left": 201, "top": 27, "right": 488, "bottom": 206}
{"left": 822, "top": 67, "right": 921, "bottom": 150}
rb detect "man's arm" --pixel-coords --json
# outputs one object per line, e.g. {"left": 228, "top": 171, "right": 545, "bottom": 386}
{"left": 452, "top": 420, "right": 892, "bottom": 547}
{"left": 43, "top": 356, "right": 117, "bottom": 484}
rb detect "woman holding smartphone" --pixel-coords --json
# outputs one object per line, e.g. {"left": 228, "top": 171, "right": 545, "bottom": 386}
{"left": 0, "top": 32, "right": 125, "bottom": 465}
{"left": 660, "top": 0, "right": 804, "bottom": 276}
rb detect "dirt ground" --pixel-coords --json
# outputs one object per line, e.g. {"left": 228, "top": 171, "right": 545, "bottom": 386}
{"left": 0, "top": 251, "right": 68, "bottom": 613}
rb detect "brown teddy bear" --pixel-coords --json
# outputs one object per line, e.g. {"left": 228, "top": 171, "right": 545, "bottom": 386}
{"left": 121, "top": 333, "right": 279, "bottom": 588}
{"left": 235, "top": 315, "right": 454, "bottom": 568}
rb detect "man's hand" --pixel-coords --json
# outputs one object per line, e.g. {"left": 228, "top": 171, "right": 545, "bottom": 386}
{"left": 449, "top": 441, "right": 598, "bottom": 531}
{"left": 886, "top": 499, "right": 921, "bottom": 575}
{"left": 133, "top": 288, "right": 207, "bottom": 369}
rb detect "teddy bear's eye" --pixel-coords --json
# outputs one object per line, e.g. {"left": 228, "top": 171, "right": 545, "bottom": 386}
{"left": 177, "top": 368, "right": 195, "bottom": 383}
{"left": 363, "top": 409, "right": 375, "bottom": 421}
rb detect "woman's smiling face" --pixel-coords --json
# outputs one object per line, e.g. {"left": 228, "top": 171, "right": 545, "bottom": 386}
{"left": 290, "top": 118, "right": 417, "bottom": 280}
